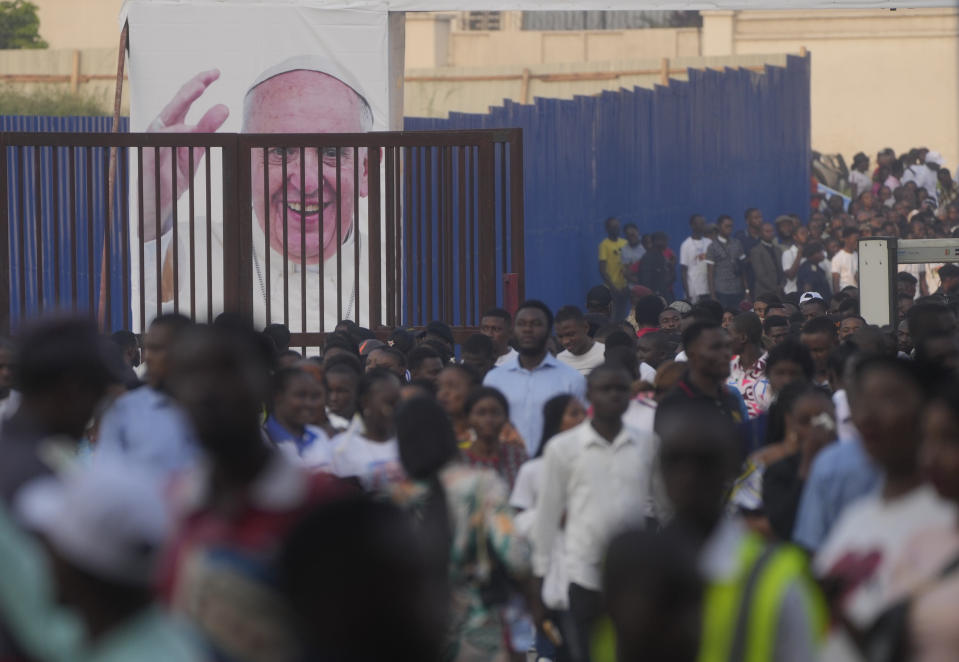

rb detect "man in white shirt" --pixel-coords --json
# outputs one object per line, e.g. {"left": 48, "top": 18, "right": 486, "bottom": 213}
{"left": 555, "top": 306, "right": 606, "bottom": 377}
{"left": 783, "top": 225, "right": 831, "bottom": 295}
{"left": 532, "top": 365, "right": 660, "bottom": 662}
{"left": 480, "top": 308, "right": 518, "bottom": 367}
{"left": 902, "top": 151, "right": 943, "bottom": 202}
{"left": 679, "top": 214, "right": 711, "bottom": 302}
{"left": 848, "top": 152, "right": 872, "bottom": 199}
{"left": 831, "top": 227, "right": 859, "bottom": 293}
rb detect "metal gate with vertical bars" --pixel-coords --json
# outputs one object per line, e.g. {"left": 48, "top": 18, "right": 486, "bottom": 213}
{"left": 0, "top": 129, "right": 524, "bottom": 348}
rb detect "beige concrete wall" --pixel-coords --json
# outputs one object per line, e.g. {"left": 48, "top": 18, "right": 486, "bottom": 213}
{"left": 0, "top": 47, "right": 127, "bottom": 114}
{"left": 404, "top": 9, "right": 959, "bottom": 173}
{"left": 725, "top": 9, "right": 959, "bottom": 172}
{"left": 34, "top": 0, "right": 123, "bottom": 50}
{"left": 405, "top": 14, "right": 700, "bottom": 68}
{"left": 404, "top": 54, "right": 788, "bottom": 118}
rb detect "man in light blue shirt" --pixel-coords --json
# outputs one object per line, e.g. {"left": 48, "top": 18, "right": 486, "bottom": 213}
{"left": 95, "top": 314, "right": 199, "bottom": 479}
{"left": 483, "top": 300, "right": 586, "bottom": 456}
{"left": 792, "top": 438, "right": 881, "bottom": 552}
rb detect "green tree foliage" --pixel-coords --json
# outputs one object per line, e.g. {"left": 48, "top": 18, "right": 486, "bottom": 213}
{"left": 0, "top": 0, "right": 47, "bottom": 49}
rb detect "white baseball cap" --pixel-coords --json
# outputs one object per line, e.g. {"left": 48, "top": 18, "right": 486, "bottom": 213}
{"left": 925, "top": 151, "right": 944, "bottom": 166}
{"left": 16, "top": 463, "right": 171, "bottom": 587}
{"left": 799, "top": 291, "right": 824, "bottom": 305}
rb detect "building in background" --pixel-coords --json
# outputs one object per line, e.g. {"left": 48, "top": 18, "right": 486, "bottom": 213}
{"left": 405, "top": 9, "right": 959, "bottom": 169}
{"left": 7, "top": 5, "right": 959, "bottom": 169}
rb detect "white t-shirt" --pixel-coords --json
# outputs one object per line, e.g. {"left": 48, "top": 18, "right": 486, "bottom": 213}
{"left": 298, "top": 431, "right": 335, "bottom": 472}
{"left": 680, "top": 236, "right": 712, "bottom": 300}
{"left": 639, "top": 362, "right": 657, "bottom": 383}
{"left": 557, "top": 341, "right": 606, "bottom": 377}
{"left": 330, "top": 424, "right": 404, "bottom": 490}
{"left": 831, "top": 250, "right": 858, "bottom": 291}
{"left": 848, "top": 170, "right": 872, "bottom": 199}
{"left": 511, "top": 458, "right": 569, "bottom": 609}
{"left": 814, "top": 485, "right": 957, "bottom": 661}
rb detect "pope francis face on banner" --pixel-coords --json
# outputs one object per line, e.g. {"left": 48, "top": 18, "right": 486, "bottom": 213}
{"left": 139, "top": 55, "right": 375, "bottom": 328}
{"left": 244, "top": 65, "right": 371, "bottom": 266}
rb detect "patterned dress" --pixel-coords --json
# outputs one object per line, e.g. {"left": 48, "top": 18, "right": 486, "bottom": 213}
{"left": 461, "top": 441, "right": 528, "bottom": 491}
{"left": 392, "top": 463, "right": 531, "bottom": 662}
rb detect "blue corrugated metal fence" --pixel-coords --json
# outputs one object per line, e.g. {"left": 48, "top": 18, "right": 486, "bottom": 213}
{"left": 406, "top": 54, "right": 811, "bottom": 314}
{"left": 2, "top": 116, "right": 130, "bottom": 332}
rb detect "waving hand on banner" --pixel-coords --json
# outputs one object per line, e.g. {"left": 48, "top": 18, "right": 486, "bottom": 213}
{"left": 141, "top": 69, "right": 230, "bottom": 242}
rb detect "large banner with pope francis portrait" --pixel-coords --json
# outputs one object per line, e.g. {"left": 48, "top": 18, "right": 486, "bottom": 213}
{"left": 123, "top": 0, "right": 390, "bottom": 335}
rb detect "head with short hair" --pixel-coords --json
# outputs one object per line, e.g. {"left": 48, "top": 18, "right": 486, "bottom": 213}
{"left": 18, "top": 317, "right": 122, "bottom": 438}
{"left": 435, "top": 364, "right": 480, "bottom": 419}
{"left": 800, "top": 317, "right": 838, "bottom": 377}
{"left": 658, "top": 307, "right": 681, "bottom": 332}
{"left": 407, "top": 346, "right": 444, "bottom": 384}
{"left": 766, "top": 338, "right": 814, "bottom": 394}
{"left": 731, "top": 311, "right": 763, "bottom": 351}
{"left": 461, "top": 333, "right": 495, "bottom": 378}
{"left": 168, "top": 324, "right": 271, "bottom": 477}
{"left": 323, "top": 332, "right": 359, "bottom": 363}
{"left": 357, "top": 368, "right": 402, "bottom": 439}
{"left": 323, "top": 354, "right": 362, "bottom": 419}
{"left": 907, "top": 302, "right": 957, "bottom": 344}
{"left": 586, "top": 286, "right": 613, "bottom": 316}
{"left": 144, "top": 313, "right": 192, "bottom": 389}
{"left": 634, "top": 295, "right": 666, "bottom": 328}
{"left": 366, "top": 346, "right": 407, "bottom": 380}
{"left": 604, "top": 330, "right": 636, "bottom": 352}
{"left": 480, "top": 308, "right": 512, "bottom": 355}
{"left": 838, "top": 315, "right": 867, "bottom": 341}
{"left": 555, "top": 305, "right": 591, "bottom": 356}
{"left": 263, "top": 323, "right": 292, "bottom": 353}
{"left": 637, "top": 331, "right": 673, "bottom": 370}
{"left": 657, "top": 401, "right": 741, "bottom": 533}
{"left": 682, "top": 321, "right": 730, "bottom": 384}
{"left": 464, "top": 386, "right": 511, "bottom": 445}
{"left": 689, "top": 214, "right": 706, "bottom": 236}
{"left": 689, "top": 299, "right": 724, "bottom": 325}
{"left": 586, "top": 364, "right": 632, "bottom": 422}
{"left": 763, "top": 313, "right": 791, "bottom": 347}
{"left": 752, "top": 293, "right": 782, "bottom": 321}
{"left": 514, "top": 300, "right": 554, "bottom": 357}
{"left": 849, "top": 356, "right": 927, "bottom": 475}
{"left": 605, "top": 346, "right": 639, "bottom": 381}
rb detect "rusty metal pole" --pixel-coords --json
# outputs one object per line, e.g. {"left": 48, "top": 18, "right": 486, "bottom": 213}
{"left": 98, "top": 21, "right": 128, "bottom": 329}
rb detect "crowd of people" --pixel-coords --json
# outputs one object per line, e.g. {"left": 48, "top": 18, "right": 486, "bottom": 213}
{"left": 0, "top": 146, "right": 956, "bottom": 662}
{"left": 599, "top": 147, "right": 959, "bottom": 312}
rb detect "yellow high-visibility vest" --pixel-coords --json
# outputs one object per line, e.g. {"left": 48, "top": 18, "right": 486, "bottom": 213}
{"left": 699, "top": 532, "right": 827, "bottom": 662}
{"left": 591, "top": 532, "right": 826, "bottom": 662}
